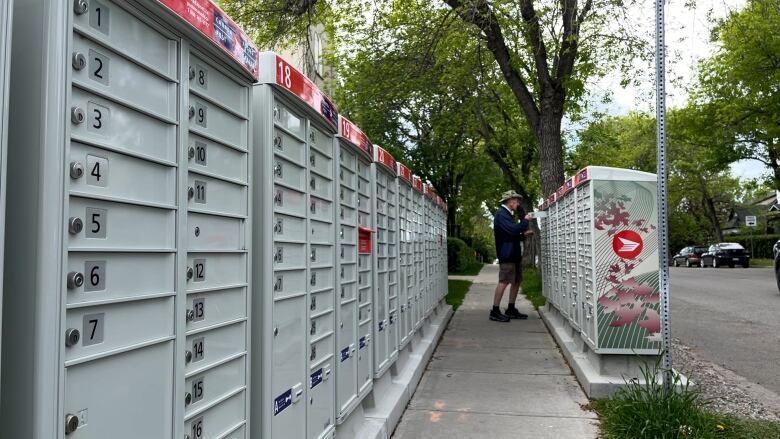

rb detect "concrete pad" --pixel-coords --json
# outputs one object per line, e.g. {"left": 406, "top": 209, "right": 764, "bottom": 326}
{"left": 408, "top": 370, "right": 597, "bottom": 419}
{"left": 392, "top": 410, "right": 599, "bottom": 439}
{"left": 439, "top": 329, "right": 556, "bottom": 350}
{"left": 427, "top": 345, "right": 570, "bottom": 375}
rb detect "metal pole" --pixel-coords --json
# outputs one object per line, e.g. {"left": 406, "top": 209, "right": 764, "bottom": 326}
{"left": 655, "top": 0, "right": 673, "bottom": 390}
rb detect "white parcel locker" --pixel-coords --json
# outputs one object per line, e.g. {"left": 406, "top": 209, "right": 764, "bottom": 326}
{"left": 0, "top": 0, "right": 11, "bottom": 398}
{"left": 371, "top": 145, "right": 399, "bottom": 377}
{"left": 1, "top": 1, "right": 257, "bottom": 438}
{"left": 396, "top": 162, "right": 415, "bottom": 348}
{"left": 334, "top": 115, "right": 375, "bottom": 422}
{"left": 252, "top": 52, "right": 338, "bottom": 439}
{"left": 540, "top": 166, "right": 660, "bottom": 355}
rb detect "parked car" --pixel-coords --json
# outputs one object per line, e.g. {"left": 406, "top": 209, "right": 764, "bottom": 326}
{"left": 672, "top": 246, "right": 709, "bottom": 267}
{"left": 772, "top": 239, "right": 780, "bottom": 292}
{"left": 700, "top": 243, "right": 751, "bottom": 268}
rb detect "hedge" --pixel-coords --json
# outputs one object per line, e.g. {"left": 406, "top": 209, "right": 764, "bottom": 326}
{"left": 447, "top": 237, "right": 476, "bottom": 273}
{"left": 723, "top": 234, "right": 780, "bottom": 259}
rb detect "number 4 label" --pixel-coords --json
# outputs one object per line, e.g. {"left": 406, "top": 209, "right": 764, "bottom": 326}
{"left": 86, "top": 155, "right": 108, "bottom": 187}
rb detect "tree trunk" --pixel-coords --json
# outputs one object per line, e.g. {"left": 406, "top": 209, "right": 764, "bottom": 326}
{"left": 537, "top": 103, "right": 566, "bottom": 197}
{"left": 700, "top": 180, "right": 723, "bottom": 242}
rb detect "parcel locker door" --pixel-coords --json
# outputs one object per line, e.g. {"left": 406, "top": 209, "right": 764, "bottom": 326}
{"left": 336, "top": 300, "right": 357, "bottom": 417}
{"left": 271, "top": 296, "right": 306, "bottom": 438}
{"left": 184, "top": 49, "right": 250, "bottom": 438}
{"left": 63, "top": 4, "right": 179, "bottom": 436}
{"left": 308, "top": 359, "right": 334, "bottom": 439}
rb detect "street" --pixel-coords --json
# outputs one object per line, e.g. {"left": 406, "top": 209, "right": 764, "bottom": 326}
{"left": 670, "top": 266, "right": 780, "bottom": 395}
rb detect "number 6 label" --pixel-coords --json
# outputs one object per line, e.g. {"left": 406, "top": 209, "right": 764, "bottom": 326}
{"left": 84, "top": 260, "right": 106, "bottom": 292}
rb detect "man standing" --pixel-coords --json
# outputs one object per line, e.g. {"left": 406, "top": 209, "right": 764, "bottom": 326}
{"left": 491, "top": 190, "right": 534, "bottom": 322}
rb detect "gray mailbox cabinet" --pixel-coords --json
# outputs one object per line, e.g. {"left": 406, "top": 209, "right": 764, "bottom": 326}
{"left": 1, "top": 1, "right": 257, "bottom": 438}
{"left": 371, "top": 145, "right": 399, "bottom": 378}
{"left": 335, "top": 116, "right": 375, "bottom": 422}
{"left": 252, "top": 52, "right": 338, "bottom": 439}
{"left": 396, "top": 163, "right": 415, "bottom": 349}
{"left": 411, "top": 176, "right": 426, "bottom": 330}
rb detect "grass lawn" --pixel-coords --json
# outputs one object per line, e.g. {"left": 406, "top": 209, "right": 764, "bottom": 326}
{"left": 521, "top": 268, "right": 545, "bottom": 309}
{"left": 448, "top": 261, "right": 484, "bottom": 276}
{"left": 446, "top": 279, "right": 472, "bottom": 311}
{"left": 593, "top": 399, "right": 780, "bottom": 439}
{"left": 750, "top": 258, "right": 774, "bottom": 268}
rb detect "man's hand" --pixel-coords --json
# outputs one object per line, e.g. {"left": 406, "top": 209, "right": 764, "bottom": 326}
{"left": 524, "top": 230, "right": 534, "bottom": 236}
{"left": 524, "top": 212, "right": 535, "bottom": 221}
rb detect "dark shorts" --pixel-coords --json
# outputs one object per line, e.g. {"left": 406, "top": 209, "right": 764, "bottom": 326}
{"left": 498, "top": 262, "right": 523, "bottom": 284}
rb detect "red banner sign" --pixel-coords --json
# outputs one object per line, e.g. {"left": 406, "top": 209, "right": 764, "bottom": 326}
{"left": 339, "top": 116, "right": 372, "bottom": 158}
{"left": 397, "top": 162, "right": 412, "bottom": 183}
{"left": 261, "top": 53, "right": 338, "bottom": 128}
{"left": 412, "top": 176, "right": 423, "bottom": 192}
{"left": 575, "top": 167, "right": 590, "bottom": 186}
{"left": 157, "top": 0, "right": 258, "bottom": 79}
{"left": 374, "top": 145, "right": 396, "bottom": 173}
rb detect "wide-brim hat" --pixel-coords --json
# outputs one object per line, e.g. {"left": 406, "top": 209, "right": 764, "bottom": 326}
{"left": 500, "top": 190, "right": 522, "bottom": 203}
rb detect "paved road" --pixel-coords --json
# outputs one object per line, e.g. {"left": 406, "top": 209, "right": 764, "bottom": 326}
{"left": 670, "top": 266, "right": 780, "bottom": 395}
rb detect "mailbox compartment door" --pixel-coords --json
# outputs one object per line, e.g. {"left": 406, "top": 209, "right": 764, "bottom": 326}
{"left": 308, "top": 361, "right": 334, "bottom": 439}
{"left": 336, "top": 299, "right": 357, "bottom": 417}
{"left": 271, "top": 296, "right": 306, "bottom": 438}
{"left": 64, "top": 342, "right": 174, "bottom": 439}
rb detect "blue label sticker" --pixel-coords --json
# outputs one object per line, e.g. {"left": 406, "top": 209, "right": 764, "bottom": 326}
{"left": 310, "top": 368, "right": 323, "bottom": 389}
{"left": 341, "top": 347, "right": 350, "bottom": 362}
{"left": 273, "top": 389, "right": 292, "bottom": 416}
{"left": 359, "top": 336, "right": 367, "bottom": 349}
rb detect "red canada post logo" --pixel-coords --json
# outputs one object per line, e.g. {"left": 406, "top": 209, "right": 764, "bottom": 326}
{"left": 612, "top": 230, "right": 643, "bottom": 259}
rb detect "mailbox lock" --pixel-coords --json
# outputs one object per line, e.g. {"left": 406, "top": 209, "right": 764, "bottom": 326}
{"left": 65, "top": 413, "right": 80, "bottom": 435}
{"left": 184, "top": 392, "right": 192, "bottom": 406}
{"left": 72, "top": 52, "right": 86, "bottom": 71}
{"left": 188, "top": 147, "right": 195, "bottom": 160}
{"left": 274, "top": 327, "right": 279, "bottom": 336}
{"left": 189, "top": 66, "right": 196, "bottom": 80}
{"left": 188, "top": 106, "right": 195, "bottom": 119}
{"left": 67, "top": 271, "right": 84, "bottom": 289}
{"left": 73, "top": 0, "right": 88, "bottom": 15}
{"left": 185, "top": 350, "right": 193, "bottom": 363}
{"left": 186, "top": 309, "right": 195, "bottom": 322}
{"left": 188, "top": 187, "right": 194, "bottom": 199}
{"left": 65, "top": 328, "right": 80, "bottom": 347}
{"left": 69, "top": 161, "right": 84, "bottom": 179}
{"left": 68, "top": 217, "right": 83, "bottom": 235}
{"left": 71, "top": 107, "right": 85, "bottom": 125}
{"left": 194, "top": 227, "right": 200, "bottom": 237}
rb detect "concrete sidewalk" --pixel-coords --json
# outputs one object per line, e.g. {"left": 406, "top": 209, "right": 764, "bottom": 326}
{"left": 392, "top": 264, "right": 599, "bottom": 438}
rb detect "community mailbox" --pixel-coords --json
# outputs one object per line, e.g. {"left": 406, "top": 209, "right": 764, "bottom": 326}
{"left": 396, "top": 162, "right": 416, "bottom": 349}
{"left": 540, "top": 166, "right": 661, "bottom": 355}
{"left": 412, "top": 176, "right": 426, "bottom": 330}
{"left": 372, "top": 145, "right": 399, "bottom": 377}
{"left": 1, "top": 0, "right": 257, "bottom": 437}
{"left": 252, "top": 51, "right": 338, "bottom": 439}
{"left": 334, "top": 115, "right": 375, "bottom": 422}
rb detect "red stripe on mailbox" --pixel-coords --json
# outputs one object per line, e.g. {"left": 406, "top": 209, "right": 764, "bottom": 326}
{"left": 374, "top": 145, "right": 396, "bottom": 173}
{"left": 397, "top": 162, "right": 412, "bottom": 183}
{"left": 339, "top": 116, "right": 373, "bottom": 159}
{"left": 273, "top": 55, "right": 338, "bottom": 128}
{"left": 157, "top": 0, "right": 259, "bottom": 79}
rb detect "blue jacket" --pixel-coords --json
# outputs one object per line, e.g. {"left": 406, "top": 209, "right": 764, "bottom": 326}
{"left": 494, "top": 206, "right": 529, "bottom": 264}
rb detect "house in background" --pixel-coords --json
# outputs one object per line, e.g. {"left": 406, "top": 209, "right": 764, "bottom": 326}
{"left": 722, "top": 192, "right": 780, "bottom": 235}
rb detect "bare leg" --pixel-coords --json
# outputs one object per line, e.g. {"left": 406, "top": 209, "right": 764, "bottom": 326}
{"left": 508, "top": 282, "right": 522, "bottom": 307}
{"left": 494, "top": 282, "right": 508, "bottom": 307}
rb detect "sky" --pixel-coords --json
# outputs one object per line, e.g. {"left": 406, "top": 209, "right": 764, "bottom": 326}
{"left": 585, "top": 0, "right": 766, "bottom": 180}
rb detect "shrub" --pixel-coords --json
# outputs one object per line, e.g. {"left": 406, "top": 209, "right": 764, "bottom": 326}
{"left": 593, "top": 359, "right": 718, "bottom": 439}
{"left": 722, "top": 234, "right": 779, "bottom": 259}
{"left": 447, "top": 237, "right": 475, "bottom": 273}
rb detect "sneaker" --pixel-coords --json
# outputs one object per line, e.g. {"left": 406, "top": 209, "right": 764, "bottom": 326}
{"left": 489, "top": 309, "right": 510, "bottom": 322}
{"left": 505, "top": 307, "right": 528, "bottom": 320}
